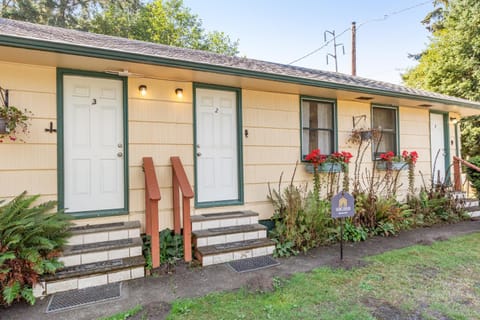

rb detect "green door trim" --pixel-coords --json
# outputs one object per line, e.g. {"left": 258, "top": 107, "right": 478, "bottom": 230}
{"left": 193, "top": 83, "right": 244, "bottom": 208}
{"left": 57, "top": 68, "right": 129, "bottom": 219}
{"left": 298, "top": 96, "right": 338, "bottom": 162}
{"left": 371, "top": 104, "right": 400, "bottom": 160}
{"left": 429, "top": 110, "right": 451, "bottom": 184}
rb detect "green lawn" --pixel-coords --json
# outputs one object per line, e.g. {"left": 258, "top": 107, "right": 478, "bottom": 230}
{"left": 167, "top": 233, "right": 480, "bottom": 320}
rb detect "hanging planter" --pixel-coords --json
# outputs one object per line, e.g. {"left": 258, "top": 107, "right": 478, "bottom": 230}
{"left": 376, "top": 161, "right": 408, "bottom": 171}
{"left": 0, "top": 86, "right": 32, "bottom": 142}
{"left": 304, "top": 162, "right": 343, "bottom": 173}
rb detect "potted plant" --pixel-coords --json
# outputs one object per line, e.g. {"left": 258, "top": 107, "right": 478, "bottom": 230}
{"left": 347, "top": 128, "right": 383, "bottom": 145}
{"left": 0, "top": 105, "right": 32, "bottom": 142}
{"left": 376, "top": 151, "right": 408, "bottom": 171}
{"left": 304, "top": 150, "right": 353, "bottom": 173}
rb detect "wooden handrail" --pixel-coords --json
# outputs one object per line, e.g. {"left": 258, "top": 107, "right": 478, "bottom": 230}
{"left": 171, "top": 156, "right": 194, "bottom": 263}
{"left": 171, "top": 157, "right": 194, "bottom": 198}
{"left": 143, "top": 157, "right": 161, "bottom": 268}
{"left": 453, "top": 156, "right": 480, "bottom": 192}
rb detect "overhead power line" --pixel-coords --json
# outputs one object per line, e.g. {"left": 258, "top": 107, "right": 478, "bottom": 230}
{"left": 287, "top": 0, "right": 431, "bottom": 66}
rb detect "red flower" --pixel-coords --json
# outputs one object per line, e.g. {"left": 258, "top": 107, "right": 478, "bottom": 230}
{"left": 305, "top": 149, "right": 327, "bottom": 166}
{"left": 341, "top": 151, "right": 353, "bottom": 164}
{"left": 401, "top": 150, "right": 419, "bottom": 164}
{"left": 380, "top": 151, "right": 395, "bottom": 162}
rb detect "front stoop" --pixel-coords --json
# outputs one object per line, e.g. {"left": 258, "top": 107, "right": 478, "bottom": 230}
{"left": 453, "top": 192, "right": 480, "bottom": 218}
{"left": 464, "top": 199, "right": 480, "bottom": 218}
{"left": 34, "top": 221, "right": 145, "bottom": 298}
{"left": 192, "top": 211, "right": 275, "bottom": 266}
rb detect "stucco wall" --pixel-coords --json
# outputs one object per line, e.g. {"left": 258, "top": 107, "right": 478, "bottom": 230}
{"left": 0, "top": 61, "right": 460, "bottom": 231}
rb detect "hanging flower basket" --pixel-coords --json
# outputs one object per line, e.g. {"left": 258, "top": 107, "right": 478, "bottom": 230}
{"left": 0, "top": 106, "right": 32, "bottom": 142}
{"left": 304, "top": 162, "right": 343, "bottom": 173}
{"left": 376, "top": 161, "right": 407, "bottom": 171}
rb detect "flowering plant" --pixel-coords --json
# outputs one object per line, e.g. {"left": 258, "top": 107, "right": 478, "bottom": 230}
{"left": 305, "top": 149, "right": 327, "bottom": 167}
{"left": 402, "top": 150, "right": 418, "bottom": 164}
{"left": 379, "top": 151, "right": 396, "bottom": 162}
{"left": 0, "top": 105, "right": 32, "bottom": 142}
{"left": 306, "top": 149, "right": 353, "bottom": 166}
{"left": 330, "top": 151, "right": 353, "bottom": 164}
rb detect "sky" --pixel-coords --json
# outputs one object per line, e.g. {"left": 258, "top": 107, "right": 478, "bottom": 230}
{"left": 182, "top": 0, "right": 434, "bottom": 84}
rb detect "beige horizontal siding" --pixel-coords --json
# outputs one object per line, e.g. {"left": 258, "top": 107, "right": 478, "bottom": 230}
{"left": 0, "top": 61, "right": 459, "bottom": 232}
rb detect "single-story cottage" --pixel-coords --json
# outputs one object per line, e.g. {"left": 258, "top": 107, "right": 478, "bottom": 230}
{"left": 1, "top": 18, "right": 479, "bottom": 295}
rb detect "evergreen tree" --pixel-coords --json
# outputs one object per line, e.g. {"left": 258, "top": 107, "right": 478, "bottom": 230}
{"left": 403, "top": 0, "right": 480, "bottom": 157}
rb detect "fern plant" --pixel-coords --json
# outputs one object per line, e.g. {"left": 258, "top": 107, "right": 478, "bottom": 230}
{"left": 0, "top": 192, "right": 72, "bottom": 306}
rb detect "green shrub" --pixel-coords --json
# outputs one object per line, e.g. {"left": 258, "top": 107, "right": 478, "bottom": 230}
{"left": 342, "top": 220, "right": 368, "bottom": 242}
{"left": 466, "top": 156, "right": 480, "bottom": 199}
{"left": 268, "top": 169, "right": 331, "bottom": 257}
{"left": 0, "top": 192, "right": 72, "bottom": 306}
{"left": 142, "top": 228, "right": 185, "bottom": 271}
{"left": 407, "top": 189, "right": 467, "bottom": 226}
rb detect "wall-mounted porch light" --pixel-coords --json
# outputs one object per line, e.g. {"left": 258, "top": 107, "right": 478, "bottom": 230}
{"left": 450, "top": 117, "right": 459, "bottom": 125}
{"left": 175, "top": 88, "right": 183, "bottom": 98}
{"left": 138, "top": 85, "right": 147, "bottom": 96}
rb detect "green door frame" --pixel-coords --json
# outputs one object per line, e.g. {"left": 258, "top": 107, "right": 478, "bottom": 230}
{"left": 57, "top": 68, "right": 129, "bottom": 219}
{"left": 429, "top": 110, "right": 451, "bottom": 184}
{"left": 193, "top": 83, "right": 244, "bottom": 208}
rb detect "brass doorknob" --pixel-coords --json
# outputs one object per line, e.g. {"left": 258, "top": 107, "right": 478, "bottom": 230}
{"left": 117, "top": 152, "right": 123, "bottom": 157}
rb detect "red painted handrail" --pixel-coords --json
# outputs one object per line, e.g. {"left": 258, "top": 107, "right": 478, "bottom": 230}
{"left": 143, "top": 157, "right": 161, "bottom": 268}
{"left": 171, "top": 156, "right": 194, "bottom": 262}
{"left": 453, "top": 156, "right": 480, "bottom": 191}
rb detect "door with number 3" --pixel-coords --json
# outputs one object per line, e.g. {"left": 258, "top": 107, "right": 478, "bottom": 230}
{"left": 63, "top": 75, "right": 126, "bottom": 214}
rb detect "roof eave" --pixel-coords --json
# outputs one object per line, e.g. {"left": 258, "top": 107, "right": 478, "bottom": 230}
{"left": 1, "top": 34, "right": 479, "bottom": 110}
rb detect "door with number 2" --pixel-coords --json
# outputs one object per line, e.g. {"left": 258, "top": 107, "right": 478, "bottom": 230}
{"left": 195, "top": 87, "right": 241, "bottom": 205}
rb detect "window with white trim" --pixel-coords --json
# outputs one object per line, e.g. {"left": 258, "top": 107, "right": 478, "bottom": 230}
{"left": 301, "top": 98, "right": 335, "bottom": 159}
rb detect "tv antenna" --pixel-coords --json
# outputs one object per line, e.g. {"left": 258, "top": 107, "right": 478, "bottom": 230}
{"left": 325, "top": 30, "right": 345, "bottom": 72}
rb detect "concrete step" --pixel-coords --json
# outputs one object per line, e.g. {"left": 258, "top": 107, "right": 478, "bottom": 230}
{"left": 450, "top": 191, "right": 467, "bottom": 200}
{"left": 195, "top": 238, "right": 275, "bottom": 266}
{"left": 191, "top": 210, "right": 259, "bottom": 231}
{"left": 193, "top": 224, "right": 267, "bottom": 247}
{"left": 67, "top": 221, "right": 141, "bottom": 245}
{"left": 35, "top": 256, "right": 145, "bottom": 297}
{"left": 463, "top": 199, "right": 480, "bottom": 208}
{"left": 59, "top": 237, "right": 143, "bottom": 267}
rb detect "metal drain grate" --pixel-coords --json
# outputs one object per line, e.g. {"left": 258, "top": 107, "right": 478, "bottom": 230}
{"left": 46, "top": 283, "right": 121, "bottom": 313}
{"left": 228, "top": 256, "right": 279, "bottom": 273}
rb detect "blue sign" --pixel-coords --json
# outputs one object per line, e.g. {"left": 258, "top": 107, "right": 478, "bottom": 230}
{"left": 331, "top": 192, "right": 355, "bottom": 218}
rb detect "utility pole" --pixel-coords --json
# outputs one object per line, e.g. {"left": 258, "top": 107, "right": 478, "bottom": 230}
{"left": 351, "top": 21, "right": 357, "bottom": 76}
{"left": 325, "top": 30, "right": 345, "bottom": 73}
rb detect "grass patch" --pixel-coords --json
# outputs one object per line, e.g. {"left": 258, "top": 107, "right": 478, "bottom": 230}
{"left": 167, "top": 233, "right": 480, "bottom": 320}
{"left": 98, "top": 305, "right": 143, "bottom": 320}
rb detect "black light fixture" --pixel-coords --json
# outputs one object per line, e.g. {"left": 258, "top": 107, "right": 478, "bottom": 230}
{"left": 138, "top": 85, "right": 147, "bottom": 96}
{"left": 175, "top": 88, "right": 183, "bottom": 98}
{"left": 450, "top": 117, "right": 459, "bottom": 125}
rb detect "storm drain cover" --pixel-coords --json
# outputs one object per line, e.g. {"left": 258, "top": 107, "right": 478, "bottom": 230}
{"left": 228, "top": 256, "right": 279, "bottom": 273}
{"left": 46, "top": 282, "right": 121, "bottom": 313}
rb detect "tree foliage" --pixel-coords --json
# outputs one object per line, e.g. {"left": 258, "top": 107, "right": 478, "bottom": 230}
{"left": 403, "top": 0, "right": 480, "bottom": 157}
{"left": 0, "top": 0, "right": 239, "bottom": 55}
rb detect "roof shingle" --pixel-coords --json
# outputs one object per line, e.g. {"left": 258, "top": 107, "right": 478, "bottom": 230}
{"left": 0, "top": 17, "right": 479, "bottom": 109}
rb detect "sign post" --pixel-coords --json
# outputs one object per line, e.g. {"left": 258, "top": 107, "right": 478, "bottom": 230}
{"left": 331, "top": 191, "right": 355, "bottom": 261}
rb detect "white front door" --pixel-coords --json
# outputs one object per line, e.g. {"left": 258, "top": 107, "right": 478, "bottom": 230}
{"left": 430, "top": 113, "right": 447, "bottom": 183}
{"left": 195, "top": 88, "right": 239, "bottom": 204}
{"left": 63, "top": 75, "right": 125, "bottom": 213}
